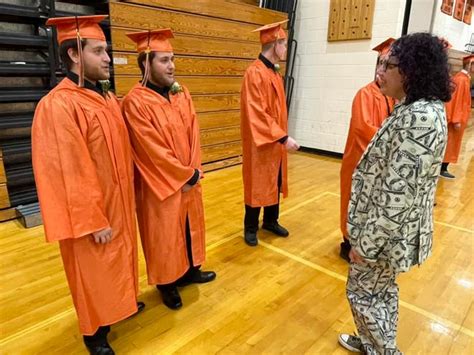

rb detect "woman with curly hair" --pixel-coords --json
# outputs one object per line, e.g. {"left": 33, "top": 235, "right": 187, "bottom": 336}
{"left": 338, "top": 33, "right": 452, "bottom": 354}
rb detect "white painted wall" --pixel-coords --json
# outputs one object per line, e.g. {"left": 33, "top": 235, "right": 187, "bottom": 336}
{"left": 407, "top": 0, "right": 436, "bottom": 33}
{"left": 430, "top": 0, "right": 473, "bottom": 51}
{"left": 289, "top": 0, "right": 472, "bottom": 153}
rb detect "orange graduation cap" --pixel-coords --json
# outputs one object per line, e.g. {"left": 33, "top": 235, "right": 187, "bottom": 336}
{"left": 126, "top": 29, "right": 174, "bottom": 87}
{"left": 46, "top": 15, "right": 107, "bottom": 44}
{"left": 252, "top": 20, "right": 288, "bottom": 45}
{"left": 372, "top": 37, "right": 395, "bottom": 56}
{"left": 46, "top": 15, "right": 107, "bottom": 87}
{"left": 126, "top": 29, "right": 174, "bottom": 53}
{"left": 463, "top": 54, "right": 474, "bottom": 66}
{"left": 439, "top": 37, "right": 452, "bottom": 50}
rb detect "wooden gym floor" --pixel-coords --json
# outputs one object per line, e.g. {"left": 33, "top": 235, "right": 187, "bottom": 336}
{"left": 0, "top": 125, "right": 473, "bottom": 354}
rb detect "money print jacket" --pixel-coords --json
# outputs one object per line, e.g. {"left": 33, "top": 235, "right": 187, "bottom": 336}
{"left": 347, "top": 99, "right": 448, "bottom": 272}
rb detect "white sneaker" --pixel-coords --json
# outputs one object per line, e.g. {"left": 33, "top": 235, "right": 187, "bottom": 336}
{"left": 338, "top": 333, "right": 363, "bottom": 353}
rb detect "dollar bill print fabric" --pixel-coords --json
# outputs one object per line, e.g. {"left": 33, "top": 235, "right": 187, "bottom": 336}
{"left": 345, "top": 99, "right": 447, "bottom": 354}
{"left": 347, "top": 98, "right": 448, "bottom": 273}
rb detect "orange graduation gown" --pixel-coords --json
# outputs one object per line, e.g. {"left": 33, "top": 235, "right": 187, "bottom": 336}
{"left": 122, "top": 84, "right": 205, "bottom": 285}
{"left": 32, "top": 78, "right": 138, "bottom": 335}
{"left": 444, "top": 70, "right": 471, "bottom": 163}
{"left": 340, "top": 81, "right": 394, "bottom": 237}
{"left": 241, "top": 59, "right": 288, "bottom": 207}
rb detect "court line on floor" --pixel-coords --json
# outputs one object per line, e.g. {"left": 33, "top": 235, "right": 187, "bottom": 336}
{"left": 258, "top": 240, "right": 474, "bottom": 339}
{"left": 433, "top": 221, "right": 473, "bottom": 234}
{"left": 1, "top": 190, "right": 470, "bottom": 345}
{"left": 0, "top": 308, "right": 75, "bottom": 346}
{"left": 324, "top": 191, "right": 473, "bottom": 234}
{"left": 280, "top": 191, "right": 332, "bottom": 217}
{"left": 0, "top": 228, "right": 255, "bottom": 347}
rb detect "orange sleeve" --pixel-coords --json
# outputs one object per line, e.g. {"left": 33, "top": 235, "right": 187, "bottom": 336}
{"left": 351, "top": 88, "right": 379, "bottom": 146}
{"left": 186, "top": 89, "right": 203, "bottom": 169}
{"left": 447, "top": 74, "right": 472, "bottom": 124}
{"left": 241, "top": 67, "right": 287, "bottom": 147}
{"left": 458, "top": 76, "right": 472, "bottom": 125}
{"left": 32, "top": 96, "right": 109, "bottom": 242}
{"left": 122, "top": 95, "right": 195, "bottom": 201}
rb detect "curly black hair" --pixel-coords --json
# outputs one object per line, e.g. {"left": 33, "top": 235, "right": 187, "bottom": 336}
{"left": 390, "top": 33, "right": 452, "bottom": 104}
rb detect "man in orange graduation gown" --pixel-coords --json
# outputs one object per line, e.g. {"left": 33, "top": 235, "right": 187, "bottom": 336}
{"left": 32, "top": 16, "right": 142, "bottom": 355}
{"left": 241, "top": 20, "right": 300, "bottom": 247}
{"left": 440, "top": 54, "right": 473, "bottom": 179}
{"left": 122, "top": 29, "right": 216, "bottom": 311}
{"left": 339, "top": 38, "right": 396, "bottom": 262}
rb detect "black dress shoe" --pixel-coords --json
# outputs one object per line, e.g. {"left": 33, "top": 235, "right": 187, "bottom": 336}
{"left": 339, "top": 240, "right": 351, "bottom": 263}
{"left": 440, "top": 170, "right": 455, "bottom": 179}
{"left": 192, "top": 270, "right": 216, "bottom": 283}
{"left": 127, "top": 302, "right": 146, "bottom": 318}
{"left": 244, "top": 230, "right": 258, "bottom": 246}
{"left": 157, "top": 285, "right": 182, "bottom": 310}
{"left": 137, "top": 301, "right": 145, "bottom": 313}
{"left": 176, "top": 269, "right": 217, "bottom": 286}
{"left": 85, "top": 343, "right": 115, "bottom": 355}
{"left": 262, "top": 222, "right": 289, "bottom": 237}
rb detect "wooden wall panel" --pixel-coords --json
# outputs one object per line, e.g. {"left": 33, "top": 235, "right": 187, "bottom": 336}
{"left": 0, "top": 184, "right": 10, "bottom": 209}
{"left": 202, "top": 155, "right": 242, "bottom": 172}
{"left": 111, "top": 28, "right": 260, "bottom": 58}
{"left": 202, "top": 141, "right": 241, "bottom": 163}
{"left": 463, "top": 1, "right": 472, "bottom": 24}
{"left": 328, "top": 1, "right": 340, "bottom": 42}
{"left": 121, "top": 0, "right": 286, "bottom": 25}
{"left": 441, "top": 0, "right": 455, "bottom": 15}
{"left": 0, "top": 207, "right": 16, "bottom": 222}
{"left": 110, "top": 1, "right": 287, "bottom": 169}
{"left": 227, "top": 0, "right": 259, "bottom": 5}
{"left": 0, "top": 155, "right": 6, "bottom": 184}
{"left": 193, "top": 94, "right": 240, "bottom": 113}
{"left": 327, "top": 0, "right": 375, "bottom": 41}
{"left": 448, "top": 48, "right": 468, "bottom": 74}
{"left": 110, "top": 2, "right": 259, "bottom": 42}
{"left": 115, "top": 76, "right": 243, "bottom": 97}
{"left": 359, "top": 0, "right": 375, "bottom": 39}
{"left": 113, "top": 52, "right": 252, "bottom": 76}
{"left": 453, "top": 0, "right": 467, "bottom": 20}
{"left": 198, "top": 110, "right": 240, "bottom": 129}
{"left": 200, "top": 126, "right": 240, "bottom": 146}
{"left": 0, "top": 146, "right": 11, "bottom": 210}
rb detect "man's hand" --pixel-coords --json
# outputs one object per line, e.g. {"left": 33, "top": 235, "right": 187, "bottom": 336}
{"left": 182, "top": 184, "right": 193, "bottom": 192}
{"left": 454, "top": 122, "right": 462, "bottom": 131}
{"left": 92, "top": 227, "right": 113, "bottom": 244}
{"left": 349, "top": 248, "right": 365, "bottom": 264}
{"left": 198, "top": 169, "right": 204, "bottom": 180}
{"left": 285, "top": 136, "right": 300, "bottom": 152}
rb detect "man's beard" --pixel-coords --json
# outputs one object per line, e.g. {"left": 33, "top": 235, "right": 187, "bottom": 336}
{"left": 84, "top": 66, "right": 109, "bottom": 82}
{"left": 151, "top": 72, "right": 173, "bottom": 87}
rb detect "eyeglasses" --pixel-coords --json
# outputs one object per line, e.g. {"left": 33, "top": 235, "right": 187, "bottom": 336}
{"left": 378, "top": 59, "right": 399, "bottom": 71}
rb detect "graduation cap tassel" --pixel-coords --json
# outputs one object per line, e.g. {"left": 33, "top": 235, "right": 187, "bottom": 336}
{"left": 142, "top": 49, "right": 151, "bottom": 87}
{"left": 76, "top": 31, "right": 84, "bottom": 87}
{"left": 142, "top": 30, "right": 152, "bottom": 87}
{"left": 74, "top": 16, "right": 84, "bottom": 87}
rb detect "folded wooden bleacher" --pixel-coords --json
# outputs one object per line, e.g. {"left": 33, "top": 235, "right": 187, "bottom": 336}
{"left": 109, "top": 0, "right": 287, "bottom": 171}
{"left": 0, "top": 0, "right": 288, "bottom": 225}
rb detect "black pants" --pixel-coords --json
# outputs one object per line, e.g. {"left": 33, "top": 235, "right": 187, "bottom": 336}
{"left": 244, "top": 203, "right": 279, "bottom": 233}
{"left": 83, "top": 325, "right": 110, "bottom": 347}
{"left": 244, "top": 166, "right": 282, "bottom": 233}
{"left": 157, "top": 216, "right": 199, "bottom": 289}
